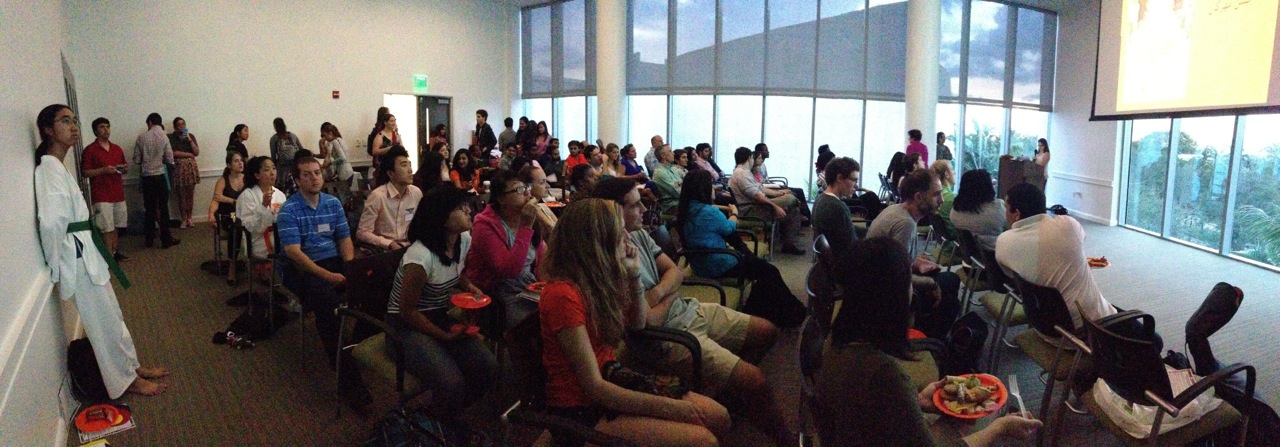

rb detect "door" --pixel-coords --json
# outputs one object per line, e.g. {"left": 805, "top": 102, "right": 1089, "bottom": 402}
{"left": 418, "top": 96, "right": 452, "bottom": 154}
{"left": 383, "top": 94, "right": 421, "bottom": 168}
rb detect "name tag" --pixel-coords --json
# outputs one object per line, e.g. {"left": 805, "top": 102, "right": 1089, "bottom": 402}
{"left": 317, "top": 223, "right": 331, "bottom": 233}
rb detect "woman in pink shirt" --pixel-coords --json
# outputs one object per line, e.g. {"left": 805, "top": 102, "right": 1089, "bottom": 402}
{"left": 465, "top": 169, "right": 545, "bottom": 330}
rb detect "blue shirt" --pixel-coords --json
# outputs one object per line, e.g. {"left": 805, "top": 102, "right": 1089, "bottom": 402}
{"left": 277, "top": 192, "right": 350, "bottom": 262}
{"left": 682, "top": 202, "right": 738, "bottom": 278}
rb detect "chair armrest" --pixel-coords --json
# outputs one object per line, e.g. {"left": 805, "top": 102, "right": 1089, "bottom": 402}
{"left": 504, "top": 406, "right": 641, "bottom": 447}
{"left": 633, "top": 327, "right": 704, "bottom": 392}
{"left": 1054, "top": 325, "right": 1092, "bottom": 354}
{"left": 1156, "top": 363, "right": 1256, "bottom": 415}
{"left": 681, "top": 278, "right": 727, "bottom": 307}
{"left": 354, "top": 240, "right": 388, "bottom": 255}
{"left": 336, "top": 307, "right": 401, "bottom": 346}
{"left": 767, "top": 176, "right": 789, "bottom": 187}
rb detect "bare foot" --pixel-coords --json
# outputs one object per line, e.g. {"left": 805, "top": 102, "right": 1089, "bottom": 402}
{"left": 126, "top": 377, "right": 169, "bottom": 396}
{"left": 137, "top": 366, "right": 171, "bottom": 379}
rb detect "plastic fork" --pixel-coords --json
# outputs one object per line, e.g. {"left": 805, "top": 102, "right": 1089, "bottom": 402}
{"left": 1008, "top": 374, "right": 1028, "bottom": 419}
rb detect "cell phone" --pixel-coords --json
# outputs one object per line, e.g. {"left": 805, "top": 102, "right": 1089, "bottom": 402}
{"left": 115, "top": 165, "right": 127, "bottom": 174}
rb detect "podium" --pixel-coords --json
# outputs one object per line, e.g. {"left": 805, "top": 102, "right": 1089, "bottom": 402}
{"left": 998, "top": 157, "right": 1046, "bottom": 199}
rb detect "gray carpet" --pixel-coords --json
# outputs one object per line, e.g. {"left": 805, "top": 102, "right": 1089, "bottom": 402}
{"left": 73, "top": 220, "right": 1279, "bottom": 446}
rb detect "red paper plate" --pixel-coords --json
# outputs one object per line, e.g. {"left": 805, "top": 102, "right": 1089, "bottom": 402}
{"left": 932, "top": 374, "right": 1007, "bottom": 419}
{"left": 450, "top": 292, "right": 492, "bottom": 309}
{"left": 450, "top": 324, "right": 482, "bottom": 335}
{"left": 75, "top": 403, "right": 131, "bottom": 433}
{"left": 907, "top": 328, "right": 926, "bottom": 339}
{"left": 526, "top": 282, "right": 546, "bottom": 293}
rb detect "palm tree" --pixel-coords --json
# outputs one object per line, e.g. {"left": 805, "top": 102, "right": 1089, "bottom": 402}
{"left": 1235, "top": 205, "right": 1280, "bottom": 266}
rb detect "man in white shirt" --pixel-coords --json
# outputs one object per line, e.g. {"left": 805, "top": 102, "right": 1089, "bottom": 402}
{"left": 357, "top": 146, "right": 422, "bottom": 251}
{"left": 995, "top": 183, "right": 1116, "bottom": 331}
{"left": 132, "top": 112, "right": 178, "bottom": 248}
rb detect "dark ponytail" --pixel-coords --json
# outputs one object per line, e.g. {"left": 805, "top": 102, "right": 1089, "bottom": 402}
{"left": 35, "top": 104, "right": 71, "bottom": 165}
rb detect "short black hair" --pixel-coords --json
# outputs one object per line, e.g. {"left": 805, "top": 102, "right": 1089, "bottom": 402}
{"left": 381, "top": 145, "right": 409, "bottom": 172}
{"left": 908, "top": 129, "right": 922, "bottom": 141}
{"left": 815, "top": 151, "right": 836, "bottom": 171}
{"left": 734, "top": 147, "right": 752, "bottom": 165}
{"left": 292, "top": 149, "right": 319, "bottom": 177}
{"left": 1005, "top": 182, "right": 1046, "bottom": 219}
{"left": 273, "top": 117, "right": 287, "bottom": 133}
{"left": 591, "top": 177, "right": 639, "bottom": 203}
{"left": 824, "top": 157, "right": 859, "bottom": 184}
{"left": 952, "top": 169, "right": 996, "bottom": 213}
{"left": 146, "top": 113, "right": 163, "bottom": 127}
{"left": 568, "top": 140, "right": 581, "bottom": 149}
{"left": 91, "top": 117, "right": 110, "bottom": 134}
{"left": 696, "top": 142, "right": 711, "bottom": 152}
{"left": 504, "top": 117, "right": 513, "bottom": 128}
{"left": 898, "top": 169, "right": 936, "bottom": 202}
{"left": 754, "top": 143, "right": 768, "bottom": 154}
{"left": 476, "top": 109, "right": 488, "bottom": 119}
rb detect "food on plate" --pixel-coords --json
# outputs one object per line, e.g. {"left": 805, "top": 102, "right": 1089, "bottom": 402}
{"left": 1087, "top": 256, "right": 1109, "bottom": 268}
{"left": 940, "top": 375, "right": 999, "bottom": 415}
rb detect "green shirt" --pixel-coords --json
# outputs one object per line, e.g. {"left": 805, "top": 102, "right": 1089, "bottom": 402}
{"left": 653, "top": 163, "right": 683, "bottom": 212}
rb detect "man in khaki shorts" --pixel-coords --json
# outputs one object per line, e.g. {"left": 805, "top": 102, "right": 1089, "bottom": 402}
{"left": 81, "top": 117, "right": 129, "bottom": 261}
{"left": 592, "top": 177, "right": 795, "bottom": 446}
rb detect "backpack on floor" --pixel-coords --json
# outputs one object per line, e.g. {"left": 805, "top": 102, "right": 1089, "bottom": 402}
{"left": 363, "top": 409, "right": 503, "bottom": 447}
{"left": 67, "top": 338, "right": 110, "bottom": 403}
{"left": 942, "top": 312, "right": 988, "bottom": 376}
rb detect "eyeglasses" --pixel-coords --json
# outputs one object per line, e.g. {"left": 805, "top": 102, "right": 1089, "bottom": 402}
{"left": 502, "top": 184, "right": 529, "bottom": 195}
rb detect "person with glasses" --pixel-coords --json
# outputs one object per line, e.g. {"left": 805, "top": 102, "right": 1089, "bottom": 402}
{"left": 465, "top": 169, "right": 544, "bottom": 331}
{"left": 812, "top": 157, "right": 862, "bottom": 254}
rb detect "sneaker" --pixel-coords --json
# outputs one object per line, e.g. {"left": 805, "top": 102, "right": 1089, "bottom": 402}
{"left": 114, "top": 252, "right": 129, "bottom": 262}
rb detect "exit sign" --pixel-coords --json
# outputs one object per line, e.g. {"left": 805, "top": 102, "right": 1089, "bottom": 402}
{"left": 413, "top": 74, "right": 429, "bottom": 93}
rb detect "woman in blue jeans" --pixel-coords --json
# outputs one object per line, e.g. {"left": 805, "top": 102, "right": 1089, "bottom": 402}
{"left": 385, "top": 184, "right": 496, "bottom": 415}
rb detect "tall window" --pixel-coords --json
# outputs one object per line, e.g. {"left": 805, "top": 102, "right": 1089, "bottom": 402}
{"left": 523, "top": 0, "right": 595, "bottom": 98}
{"left": 1123, "top": 119, "right": 1172, "bottom": 233}
{"left": 1230, "top": 115, "right": 1280, "bottom": 267}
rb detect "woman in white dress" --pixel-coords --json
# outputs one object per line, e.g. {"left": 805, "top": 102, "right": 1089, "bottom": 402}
{"left": 34, "top": 104, "right": 170, "bottom": 397}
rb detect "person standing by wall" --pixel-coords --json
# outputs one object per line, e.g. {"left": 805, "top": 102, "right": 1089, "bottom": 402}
{"left": 81, "top": 117, "right": 130, "bottom": 261}
{"left": 169, "top": 117, "right": 201, "bottom": 228}
{"left": 35, "top": 104, "right": 171, "bottom": 397}
{"left": 269, "top": 117, "right": 304, "bottom": 196}
{"left": 906, "top": 129, "right": 929, "bottom": 166}
{"left": 475, "top": 109, "right": 497, "bottom": 155}
{"left": 936, "top": 132, "right": 953, "bottom": 162}
{"left": 133, "top": 112, "right": 179, "bottom": 248}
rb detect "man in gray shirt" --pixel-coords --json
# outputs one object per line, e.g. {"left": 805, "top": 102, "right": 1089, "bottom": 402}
{"left": 644, "top": 134, "right": 664, "bottom": 176}
{"left": 497, "top": 117, "right": 517, "bottom": 156}
{"left": 867, "top": 169, "right": 960, "bottom": 337}
{"left": 592, "top": 178, "right": 794, "bottom": 446}
{"left": 132, "top": 112, "right": 179, "bottom": 248}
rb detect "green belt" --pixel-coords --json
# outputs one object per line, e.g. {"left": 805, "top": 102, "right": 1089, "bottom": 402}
{"left": 66, "top": 220, "right": 131, "bottom": 289}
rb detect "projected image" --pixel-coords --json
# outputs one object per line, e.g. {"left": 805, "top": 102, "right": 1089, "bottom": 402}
{"left": 1115, "top": 0, "right": 1279, "bottom": 113}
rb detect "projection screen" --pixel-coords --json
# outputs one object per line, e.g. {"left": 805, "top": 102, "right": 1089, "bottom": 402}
{"left": 1092, "top": 0, "right": 1280, "bottom": 120}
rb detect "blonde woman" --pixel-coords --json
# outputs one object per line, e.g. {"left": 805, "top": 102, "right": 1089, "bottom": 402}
{"left": 602, "top": 143, "right": 625, "bottom": 178}
{"left": 539, "top": 199, "right": 730, "bottom": 446}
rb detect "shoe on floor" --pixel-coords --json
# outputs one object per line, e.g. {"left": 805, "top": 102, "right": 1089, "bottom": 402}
{"left": 161, "top": 238, "right": 181, "bottom": 249}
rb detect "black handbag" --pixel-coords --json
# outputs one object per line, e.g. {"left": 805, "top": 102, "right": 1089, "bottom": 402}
{"left": 67, "top": 338, "right": 110, "bottom": 403}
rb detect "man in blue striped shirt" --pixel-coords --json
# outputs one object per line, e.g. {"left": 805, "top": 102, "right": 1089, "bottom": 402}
{"left": 277, "top": 153, "right": 370, "bottom": 410}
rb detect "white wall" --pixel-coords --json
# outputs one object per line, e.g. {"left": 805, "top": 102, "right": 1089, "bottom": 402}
{"left": 0, "top": 1, "right": 79, "bottom": 445}
{"left": 1047, "top": 0, "right": 1123, "bottom": 224}
{"left": 66, "top": 0, "right": 518, "bottom": 223}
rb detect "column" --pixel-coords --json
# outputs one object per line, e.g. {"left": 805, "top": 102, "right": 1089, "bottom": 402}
{"left": 596, "top": 0, "right": 628, "bottom": 146}
{"left": 905, "top": 0, "right": 941, "bottom": 162}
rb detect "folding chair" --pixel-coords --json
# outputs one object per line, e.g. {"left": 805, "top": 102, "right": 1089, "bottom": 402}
{"left": 333, "top": 247, "right": 414, "bottom": 418}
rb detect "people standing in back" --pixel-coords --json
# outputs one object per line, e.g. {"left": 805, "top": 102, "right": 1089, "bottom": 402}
{"left": 497, "top": 117, "right": 517, "bottom": 157}
{"left": 1034, "top": 138, "right": 1051, "bottom": 169}
{"left": 227, "top": 124, "right": 249, "bottom": 161}
{"left": 475, "top": 109, "right": 497, "bottom": 155}
{"left": 906, "top": 128, "right": 930, "bottom": 166}
{"left": 133, "top": 112, "right": 179, "bottom": 248}
{"left": 366, "top": 106, "right": 389, "bottom": 159}
{"left": 169, "top": 117, "right": 201, "bottom": 228}
{"left": 318, "top": 122, "right": 355, "bottom": 204}
{"left": 35, "top": 104, "right": 172, "bottom": 397}
{"left": 359, "top": 146, "right": 423, "bottom": 252}
{"left": 645, "top": 135, "right": 664, "bottom": 176}
{"left": 936, "top": 132, "right": 953, "bottom": 162}
{"left": 533, "top": 121, "right": 551, "bottom": 157}
{"left": 269, "top": 117, "right": 305, "bottom": 196}
{"left": 82, "top": 117, "right": 130, "bottom": 262}
{"left": 371, "top": 113, "right": 401, "bottom": 186}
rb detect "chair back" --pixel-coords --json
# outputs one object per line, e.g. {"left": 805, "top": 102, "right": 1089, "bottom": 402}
{"left": 812, "top": 234, "right": 836, "bottom": 273}
{"left": 804, "top": 263, "right": 838, "bottom": 336}
{"left": 1007, "top": 270, "right": 1075, "bottom": 338}
{"left": 505, "top": 312, "right": 549, "bottom": 410}
{"left": 343, "top": 247, "right": 408, "bottom": 324}
{"left": 1084, "top": 310, "right": 1173, "bottom": 405}
{"left": 649, "top": 223, "right": 680, "bottom": 261}
{"left": 954, "top": 229, "right": 982, "bottom": 265}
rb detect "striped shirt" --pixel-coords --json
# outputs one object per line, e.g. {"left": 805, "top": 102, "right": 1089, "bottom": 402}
{"left": 388, "top": 234, "right": 471, "bottom": 313}
{"left": 277, "top": 192, "right": 349, "bottom": 262}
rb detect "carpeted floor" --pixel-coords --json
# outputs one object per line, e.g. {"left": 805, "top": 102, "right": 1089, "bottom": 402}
{"left": 74, "top": 220, "right": 1279, "bottom": 446}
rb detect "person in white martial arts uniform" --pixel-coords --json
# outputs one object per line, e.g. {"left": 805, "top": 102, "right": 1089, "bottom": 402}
{"left": 33, "top": 104, "right": 170, "bottom": 398}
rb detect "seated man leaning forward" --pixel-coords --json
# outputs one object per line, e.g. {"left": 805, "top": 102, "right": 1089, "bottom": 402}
{"left": 591, "top": 178, "right": 794, "bottom": 446}
{"left": 866, "top": 169, "right": 961, "bottom": 339}
{"left": 277, "top": 154, "right": 371, "bottom": 410}
{"left": 728, "top": 146, "right": 805, "bottom": 255}
{"left": 357, "top": 145, "right": 422, "bottom": 251}
{"left": 811, "top": 157, "right": 862, "bottom": 254}
{"left": 995, "top": 182, "right": 1117, "bottom": 332}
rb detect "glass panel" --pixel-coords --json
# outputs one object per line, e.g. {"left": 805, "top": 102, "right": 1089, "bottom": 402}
{"left": 866, "top": 1, "right": 908, "bottom": 97}
{"left": 1230, "top": 114, "right": 1280, "bottom": 267}
{"left": 763, "top": 96, "right": 815, "bottom": 192}
{"left": 719, "top": 0, "right": 766, "bottom": 90}
{"left": 555, "top": 96, "right": 587, "bottom": 144}
{"left": 630, "top": 0, "right": 668, "bottom": 91}
{"left": 966, "top": 1, "right": 1008, "bottom": 101}
{"left": 670, "top": 95, "right": 715, "bottom": 149}
{"left": 935, "top": 103, "right": 961, "bottom": 165}
{"left": 528, "top": 7, "right": 553, "bottom": 93}
{"left": 939, "top": 0, "right": 963, "bottom": 98}
{"left": 715, "top": 95, "right": 764, "bottom": 166}
{"left": 524, "top": 98, "right": 553, "bottom": 126}
{"left": 675, "top": 0, "right": 716, "bottom": 89}
{"left": 863, "top": 100, "right": 906, "bottom": 187}
{"left": 586, "top": 96, "right": 599, "bottom": 144}
{"left": 767, "top": 0, "right": 817, "bottom": 92}
{"left": 1169, "top": 116, "right": 1234, "bottom": 249}
{"left": 1008, "top": 108, "right": 1048, "bottom": 159}
{"left": 960, "top": 104, "right": 1005, "bottom": 176}
{"left": 1124, "top": 119, "right": 1171, "bottom": 232}
{"left": 628, "top": 95, "right": 668, "bottom": 149}
{"left": 817, "top": 0, "right": 867, "bottom": 94}
{"left": 1013, "top": 8, "right": 1044, "bottom": 104}
{"left": 562, "top": 0, "right": 587, "bottom": 92}
{"left": 813, "top": 98, "right": 865, "bottom": 190}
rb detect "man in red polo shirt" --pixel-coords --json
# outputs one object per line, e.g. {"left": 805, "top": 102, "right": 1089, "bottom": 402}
{"left": 82, "top": 117, "right": 130, "bottom": 261}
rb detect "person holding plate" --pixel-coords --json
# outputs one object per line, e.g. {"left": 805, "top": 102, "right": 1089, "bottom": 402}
{"left": 816, "top": 237, "right": 1041, "bottom": 447}
{"left": 386, "top": 184, "right": 496, "bottom": 417}
{"left": 466, "top": 169, "right": 544, "bottom": 331}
